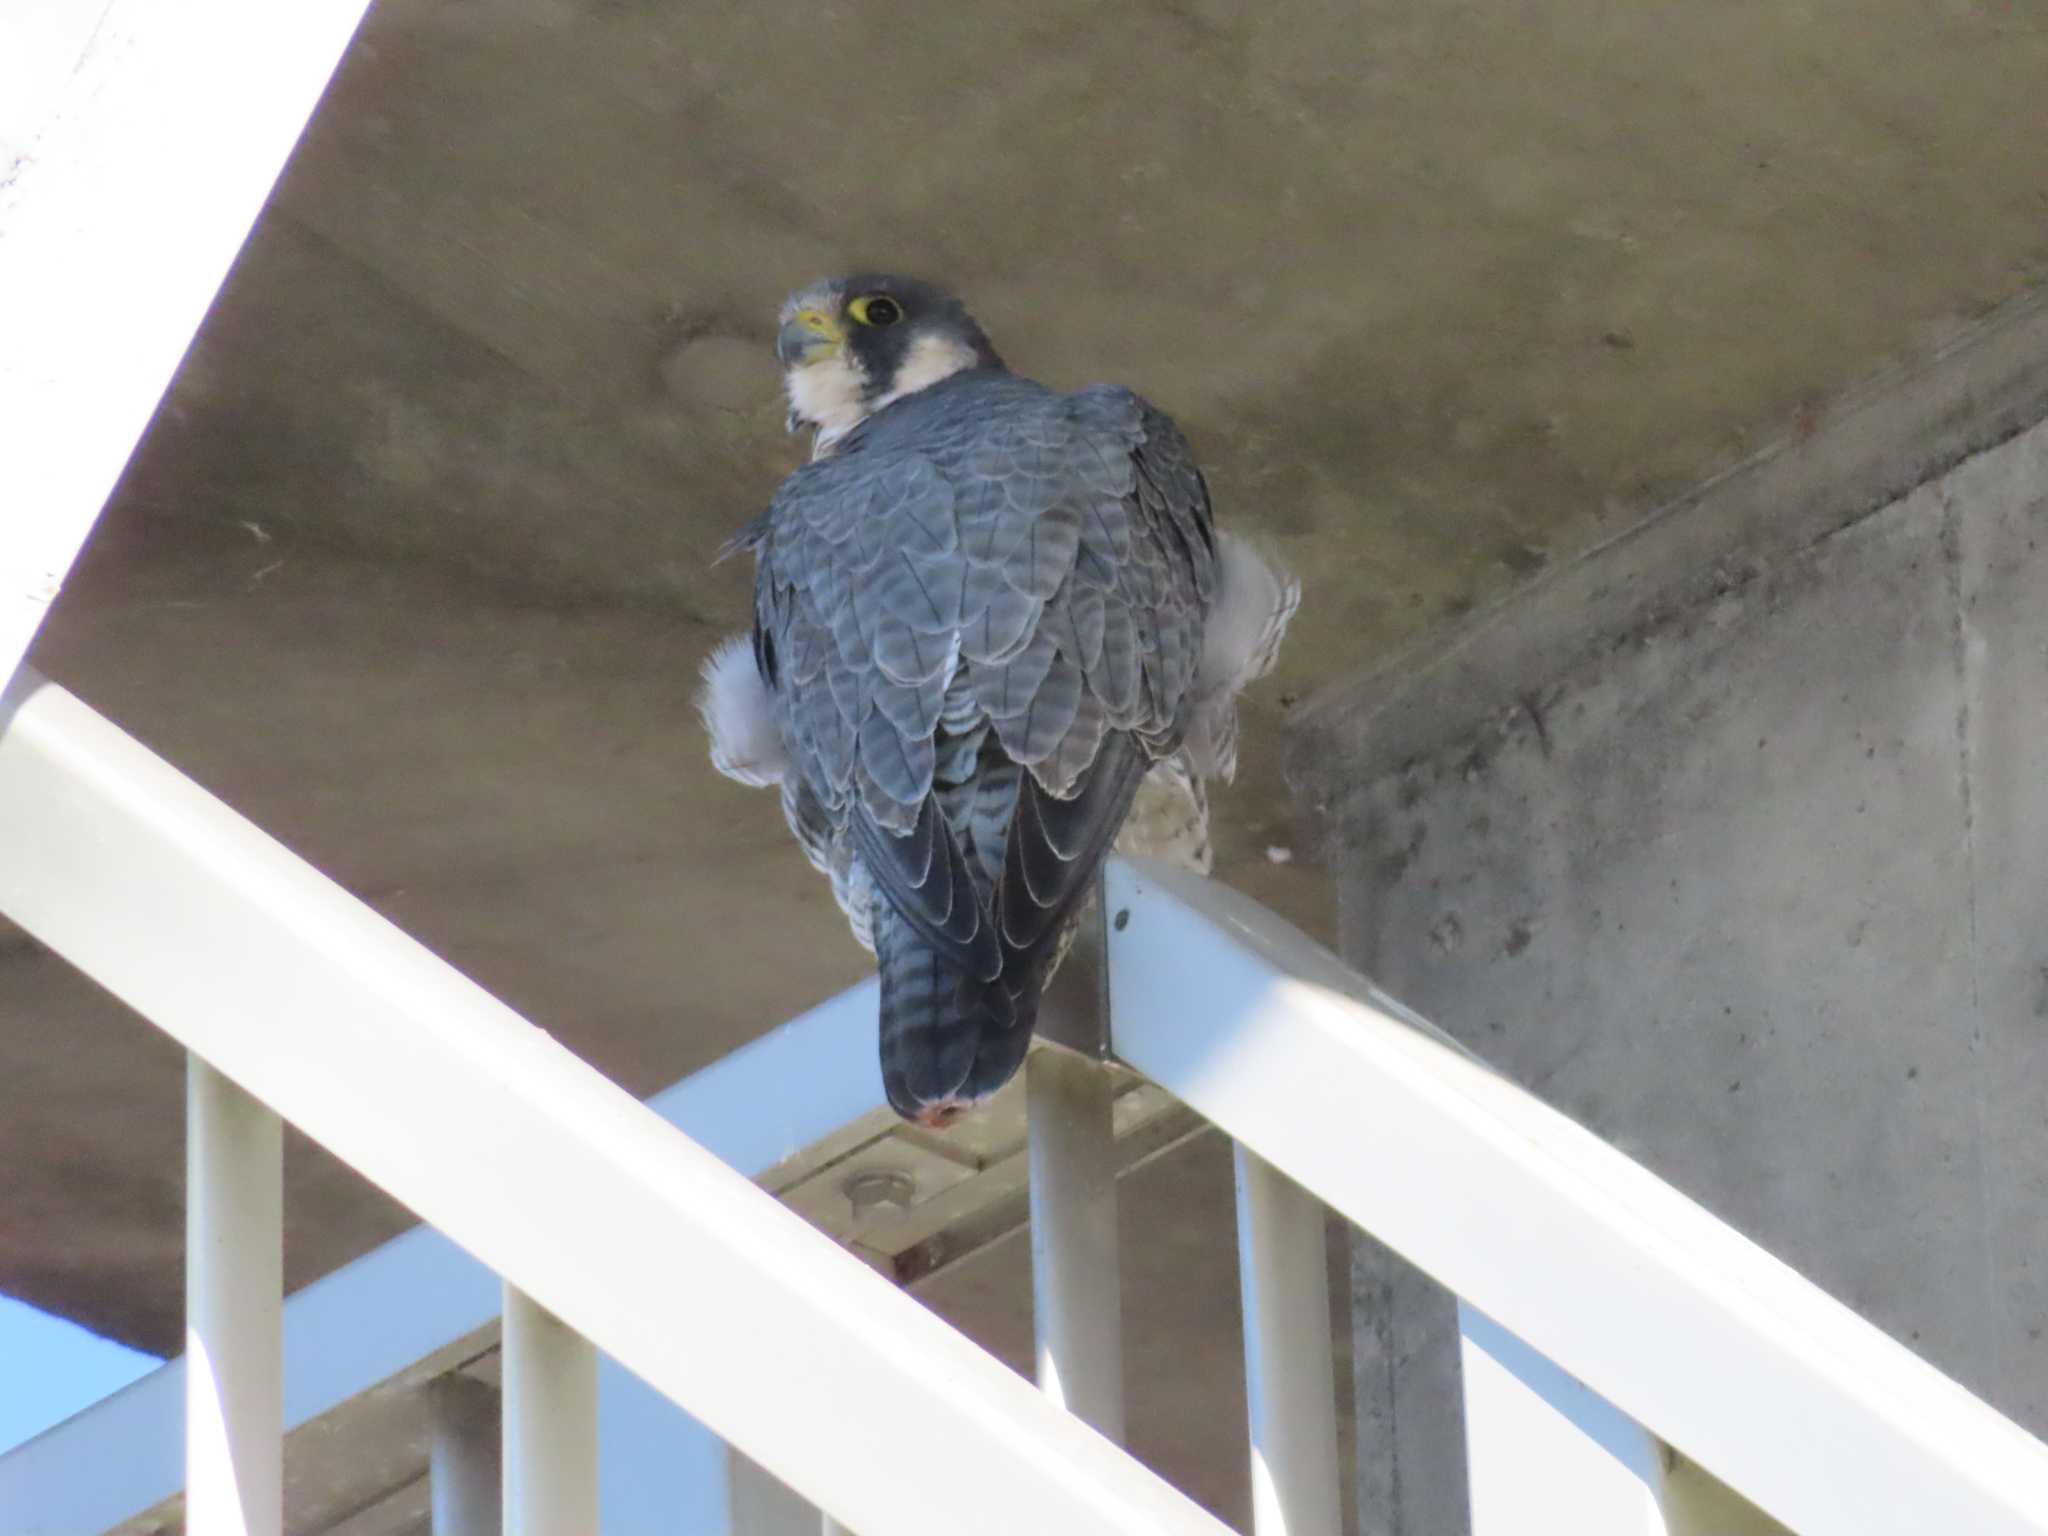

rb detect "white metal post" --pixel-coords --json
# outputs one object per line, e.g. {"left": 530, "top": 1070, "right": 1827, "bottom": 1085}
{"left": 504, "top": 1285, "right": 598, "bottom": 1536}
{"left": 1458, "top": 1303, "right": 1670, "bottom": 1535}
{"left": 1105, "top": 856, "right": 2048, "bottom": 1536}
{"left": 1027, "top": 1049, "right": 1126, "bottom": 1442}
{"left": 1234, "top": 1145, "right": 1342, "bottom": 1536}
{"left": 0, "top": 674, "right": 1232, "bottom": 1536}
{"left": 186, "top": 1055, "right": 283, "bottom": 1536}
{"left": 726, "top": 1447, "right": 822, "bottom": 1535}
{"left": 428, "top": 1375, "right": 502, "bottom": 1536}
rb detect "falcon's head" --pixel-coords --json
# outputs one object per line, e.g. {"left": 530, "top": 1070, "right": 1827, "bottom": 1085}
{"left": 776, "top": 274, "right": 1004, "bottom": 455}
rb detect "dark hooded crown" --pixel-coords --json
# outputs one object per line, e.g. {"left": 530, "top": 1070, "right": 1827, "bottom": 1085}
{"left": 838, "top": 274, "right": 1003, "bottom": 391}
{"left": 777, "top": 273, "right": 1006, "bottom": 414}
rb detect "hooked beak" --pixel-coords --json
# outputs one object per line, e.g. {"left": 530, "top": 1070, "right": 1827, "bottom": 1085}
{"left": 776, "top": 307, "right": 843, "bottom": 368}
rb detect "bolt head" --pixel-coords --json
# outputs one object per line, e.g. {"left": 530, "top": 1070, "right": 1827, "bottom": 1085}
{"left": 842, "top": 1168, "right": 916, "bottom": 1218}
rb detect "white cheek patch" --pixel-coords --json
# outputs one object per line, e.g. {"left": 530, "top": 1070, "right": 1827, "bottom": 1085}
{"left": 870, "top": 333, "right": 980, "bottom": 414}
{"left": 785, "top": 354, "right": 869, "bottom": 453}
{"left": 785, "top": 333, "right": 980, "bottom": 458}
{"left": 697, "top": 633, "right": 788, "bottom": 787}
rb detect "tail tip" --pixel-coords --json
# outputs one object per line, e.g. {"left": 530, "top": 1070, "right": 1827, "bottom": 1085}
{"left": 911, "top": 1099, "right": 970, "bottom": 1129}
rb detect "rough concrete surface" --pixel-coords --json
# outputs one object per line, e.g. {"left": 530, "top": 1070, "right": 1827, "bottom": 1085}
{"left": 1328, "top": 414, "right": 2048, "bottom": 1529}
{"left": 6, "top": 0, "right": 2048, "bottom": 1524}
{"left": 1289, "top": 285, "right": 2048, "bottom": 787}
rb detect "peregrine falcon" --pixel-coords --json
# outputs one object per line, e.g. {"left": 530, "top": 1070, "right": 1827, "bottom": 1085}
{"left": 702, "top": 274, "right": 1296, "bottom": 1126}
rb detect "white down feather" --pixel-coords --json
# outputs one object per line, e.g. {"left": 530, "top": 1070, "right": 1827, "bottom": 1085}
{"left": 697, "top": 634, "right": 788, "bottom": 788}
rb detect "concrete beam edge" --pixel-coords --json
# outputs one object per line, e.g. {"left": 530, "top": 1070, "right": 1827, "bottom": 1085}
{"left": 1285, "top": 283, "right": 2048, "bottom": 814}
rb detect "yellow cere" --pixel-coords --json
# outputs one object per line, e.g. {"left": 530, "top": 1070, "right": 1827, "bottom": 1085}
{"left": 794, "top": 308, "right": 842, "bottom": 342}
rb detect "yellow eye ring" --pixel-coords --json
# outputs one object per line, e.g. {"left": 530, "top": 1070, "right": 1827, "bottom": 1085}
{"left": 848, "top": 294, "right": 903, "bottom": 327}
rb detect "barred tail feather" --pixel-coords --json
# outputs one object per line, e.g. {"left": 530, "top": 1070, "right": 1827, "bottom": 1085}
{"left": 959, "top": 980, "right": 1039, "bottom": 1103}
{"left": 874, "top": 905, "right": 1039, "bottom": 1126}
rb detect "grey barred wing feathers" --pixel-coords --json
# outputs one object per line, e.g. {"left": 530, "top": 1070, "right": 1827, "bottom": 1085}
{"left": 697, "top": 276, "right": 1298, "bottom": 1124}
{"left": 747, "top": 370, "right": 1217, "bottom": 1120}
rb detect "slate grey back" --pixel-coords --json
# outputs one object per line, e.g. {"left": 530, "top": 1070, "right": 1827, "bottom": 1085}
{"left": 739, "top": 368, "right": 1218, "bottom": 1118}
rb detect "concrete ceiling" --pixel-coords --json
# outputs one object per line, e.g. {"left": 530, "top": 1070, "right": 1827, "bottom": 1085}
{"left": 7, "top": 0, "right": 2046, "bottom": 1446}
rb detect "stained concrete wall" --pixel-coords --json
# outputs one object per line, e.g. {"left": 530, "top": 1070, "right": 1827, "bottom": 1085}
{"left": 1297, "top": 383, "right": 2048, "bottom": 1530}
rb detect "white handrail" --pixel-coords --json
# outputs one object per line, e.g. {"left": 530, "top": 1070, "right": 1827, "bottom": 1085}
{"left": 0, "top": 669, "right": 1229, "bottom": 1536}
{"left": 0, "top": 980, "right": 885, "bottom": 1536}
{"left": 11, "top": 659, "right": 2048, "bottom": 1535}
{"left": 1104, "top": 857, "right": 2048, "bottom": 1536}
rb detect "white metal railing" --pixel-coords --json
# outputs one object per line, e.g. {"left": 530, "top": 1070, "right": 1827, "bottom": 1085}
{"left": 183, "top": 1058, "right": 283, "bottom": 1536}
{"left": 0, "top": 977, "right": 890, "bottom": 1535}
{"left": 1105, "top": 858, "right": 2048, "bottom": 1534}
{"left": 8, "top": 666, "right": 2048, "bottom": 1536}
{"left": 0, "top": 669, "right": 1228, "bottom": 1536}
{"left": 14, "top": 11, "right": 2048, "bottom": 1530}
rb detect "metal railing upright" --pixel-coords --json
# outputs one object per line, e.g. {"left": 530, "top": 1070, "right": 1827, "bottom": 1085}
{"left": 14, "top": 8, "right": 2048, "bottom": 1532}
{"left": 7, "top": 668, "right": 2048, "bottom": 1535}
{"left": 0, "top": 670, "right": 1230, "bottom": 1536}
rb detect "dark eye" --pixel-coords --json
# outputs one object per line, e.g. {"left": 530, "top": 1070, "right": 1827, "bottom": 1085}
{"left": 849, "top": 294, "right": 902, "bottom": 327}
